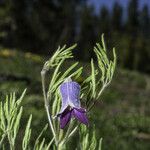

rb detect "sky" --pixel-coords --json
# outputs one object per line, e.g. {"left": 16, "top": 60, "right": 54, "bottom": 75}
{"left": 88, "top": 0, "right": 150, "bottom": 13}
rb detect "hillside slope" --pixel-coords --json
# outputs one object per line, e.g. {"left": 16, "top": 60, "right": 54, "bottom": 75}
{"left": 0, "top": 50, "right": 150, "bottom": 150}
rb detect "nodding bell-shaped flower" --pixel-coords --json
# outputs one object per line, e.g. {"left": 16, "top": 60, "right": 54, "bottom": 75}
{"left": 57, "top": 78, "right": 88, "bottom": 129}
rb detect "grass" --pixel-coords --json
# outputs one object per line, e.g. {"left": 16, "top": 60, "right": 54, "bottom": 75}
{"left": 0, "top": 49, "right": 150, "bottom": 150}
{"left": 93, "top": 69, "right": 150, "bottom": 150}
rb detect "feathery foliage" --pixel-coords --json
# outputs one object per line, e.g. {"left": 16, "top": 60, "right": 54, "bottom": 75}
{"left": 0, "top": 35, "right": 116, "bottom": 149}
{"left": 0, "top": 90, "right": 53, "bottom": 150}
{"left": 41, "top": 35, "right": 116, "bottom": 149}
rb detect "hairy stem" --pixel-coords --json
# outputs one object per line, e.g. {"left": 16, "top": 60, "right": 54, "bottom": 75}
{"left": 41, "top": 69, "right": 58, "bottom": 145}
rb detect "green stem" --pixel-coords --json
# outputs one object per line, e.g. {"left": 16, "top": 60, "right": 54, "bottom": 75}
{"left": 41, "top": 69, "right": 58, "bottom": 145}
{"left": 7, "top": 134, "right": 15, "bottom": 150}
{"left": 0, "top": 134, "right": 6, "bottom": 149}
{"left": 57, "top": 144, "right": 62, "bottom": 150}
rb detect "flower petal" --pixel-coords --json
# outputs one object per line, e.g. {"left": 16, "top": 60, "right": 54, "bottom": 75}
{"left": 72, "top": 108, "right": 88, "bottom": 125}
{"left": 60, "top": 81, "right": 81, "bottom": 109}
{"left": 60, "top": 108, "right": 72, "bottom": 129}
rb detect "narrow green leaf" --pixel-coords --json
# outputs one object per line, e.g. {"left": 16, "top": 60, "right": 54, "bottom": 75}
{"left": 0, "top": 102, "right": 5, "bottom": 131}
{"left": 101, "top": 34, "right": 106, "bottom": 51}
{"left": 49, "top": 59, "right": 65, "bottom": 90}
{"left": 13, "top": 107, "right": 23, "bottom": 144}
{"left": 89, "top": 130, "right": 97, "bottom": 150}
{"left": 91, "top": 59, "right": 96, "bottom": 98}
{"left": 39, "top": 138, "right": 45, "bottom": 150}
{"left": 16, "top": 89, "right": 27, "bottom": 106}
{"left": 98, "top": 138, "right": 103, "bottom": 150}
{"left": 33, "top": 124, "right": 48, "bottom": 150}
{"left": 61, "top": 62, "right": 79, "bottom": 80}
{"left": 45, "top": 138, "right": 54, "bottom": 150}
{"left": 22, "top": 115, "right": 32, "bottom": 150}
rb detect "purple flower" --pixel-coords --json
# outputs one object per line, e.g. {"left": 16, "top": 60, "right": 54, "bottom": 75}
{"left": 57, "top": 78, "right": 88, "bottom": 129}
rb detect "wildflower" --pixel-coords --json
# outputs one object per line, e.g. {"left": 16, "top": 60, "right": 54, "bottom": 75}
{"left": 57, "top": 78, "right": 88, "bottom": 129}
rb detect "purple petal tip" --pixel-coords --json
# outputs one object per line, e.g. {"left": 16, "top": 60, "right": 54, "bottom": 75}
{"left": 60, "top": 108, "right": 72, "bottom": 129}
{"left": 72, "top": 108, "right": 88, "bottom": 125}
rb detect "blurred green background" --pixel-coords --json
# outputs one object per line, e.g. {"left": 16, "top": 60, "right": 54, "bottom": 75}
{"left": 0, "top": 0, "right": 150, "bottom": 149}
